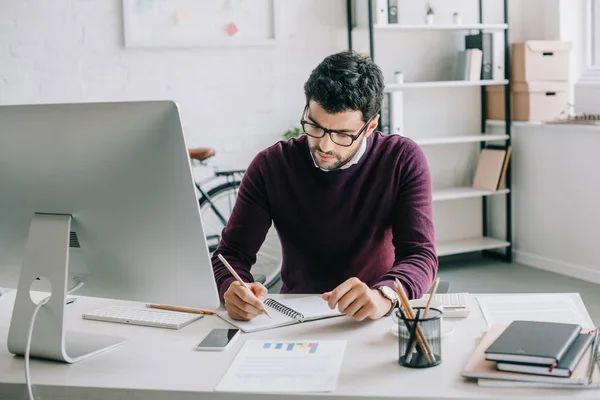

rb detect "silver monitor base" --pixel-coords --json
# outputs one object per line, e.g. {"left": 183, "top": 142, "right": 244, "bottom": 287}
{"left": 7, "top": 213, "right": 125, "bottom": 363}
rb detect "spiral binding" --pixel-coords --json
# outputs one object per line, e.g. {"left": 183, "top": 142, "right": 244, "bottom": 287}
{"left": 264, "top": 298, "right": 304, "bottom": 320}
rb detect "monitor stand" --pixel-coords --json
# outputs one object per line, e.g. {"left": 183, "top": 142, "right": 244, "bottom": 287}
{"left": 7, "top": 213, "right": 126, "bottom": 363}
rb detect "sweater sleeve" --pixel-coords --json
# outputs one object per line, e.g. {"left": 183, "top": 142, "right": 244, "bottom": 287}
{"left": 211, "top": 152, "right": 273, "bottom": 302}
{"left": 376, "top": 140, "right": 438, "bottom": 299}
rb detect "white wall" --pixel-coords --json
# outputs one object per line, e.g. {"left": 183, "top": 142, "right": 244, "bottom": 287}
{"left": 4, "top": 0, "right": 586, "bottom": 257}
{"left": 485, "top": 0, "right": 600, "bottom": 283}
{"left": 0, "top": 0, "right": 347, "bottom": 170}
{"left": 0, "top": 0, "right": 542, "bottom": 173}
{"left": 574, "top": 0, "right": 600, "bottom": 114}
{"left": 488, "top": 123, "right": 600, "bottom": 284}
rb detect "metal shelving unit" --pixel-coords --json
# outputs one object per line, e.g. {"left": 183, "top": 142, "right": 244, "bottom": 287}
{"left": 346, "top": 0, "right": 513, "bottom": 262}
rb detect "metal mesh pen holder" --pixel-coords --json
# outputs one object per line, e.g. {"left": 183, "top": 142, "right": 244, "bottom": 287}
{"left": 395, "top": 307, "right": 442, "bottom": 368}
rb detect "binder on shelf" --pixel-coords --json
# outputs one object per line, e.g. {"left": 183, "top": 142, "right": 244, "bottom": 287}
{"left": 465, "top": 33, "right": 493, "bottom": 80}
{"left": 375, "top": 0, "right": 388, "bottom": 26}
{"left": 387, "top": 0, "right": 398, "bottom": 24}
{"left": 456, "top": 49, "right": 483, "bottom": 81}
{"left": 492, "top": 32, "right": 505, "bottom": 80}
{"left": 390, "top": 91, "right": 403, "bottom": 135}
{"left": 380, "top": 93, "right": 391, "bottom": 134}
{"left": 472, "top": 145, "right": 512, "bottom": 191}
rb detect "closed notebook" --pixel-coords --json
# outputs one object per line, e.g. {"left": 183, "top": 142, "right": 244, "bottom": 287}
{"left": 485, "top": 320, "right": 581, "bottom": 365}
{"left": 217, "top": 295, "right": 343, "bottom": 333}
{"left": 463, "top": 325, "right": 598, "bottom": 386}
{"left": 496, "top": 333, "right": 594, "bottom": 377}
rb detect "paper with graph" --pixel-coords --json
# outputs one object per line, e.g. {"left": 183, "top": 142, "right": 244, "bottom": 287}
{"left": 216, "top": 340, "right": 346, "bottom": 393}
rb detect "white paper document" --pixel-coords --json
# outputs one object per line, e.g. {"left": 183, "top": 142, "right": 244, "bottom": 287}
{"left": 475, "top": 294, "right": 594, "bottom": 328}
{"left": 216, "top": 340, "right": 346, "bottom": 393}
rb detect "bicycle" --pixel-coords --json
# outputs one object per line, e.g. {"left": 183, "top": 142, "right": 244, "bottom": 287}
{"left": 188, "top": 147, "right": 282, "bottom": 290}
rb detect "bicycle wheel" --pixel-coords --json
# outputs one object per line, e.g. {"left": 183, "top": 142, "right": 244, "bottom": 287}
{"left": 199, "top": 181, "right": 282, "bottom": 290}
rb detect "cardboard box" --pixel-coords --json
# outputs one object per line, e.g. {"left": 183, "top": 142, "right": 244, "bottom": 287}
{"left": 512, "top": 41, "right": 571, "bottom": 82}
{"left": 487, "top": 82, "right": 569, "bottom": 121}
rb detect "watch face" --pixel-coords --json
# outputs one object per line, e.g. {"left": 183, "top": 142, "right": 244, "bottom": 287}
{"left": 380, "top": 286, "right": 397, "bottom": 301}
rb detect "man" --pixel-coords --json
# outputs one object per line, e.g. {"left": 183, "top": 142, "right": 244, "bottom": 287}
{"left": 212, "top": 50, "right": 438, "bottom": 322}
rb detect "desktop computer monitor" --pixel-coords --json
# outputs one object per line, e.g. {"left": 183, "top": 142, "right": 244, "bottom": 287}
{"left": 0, "top": 100, "right": 220, "bottom": 362}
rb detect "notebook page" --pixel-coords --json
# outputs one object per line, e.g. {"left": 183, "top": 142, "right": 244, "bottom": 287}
{"left": 278, "top": 296, "right": 343, "bottom": 321}
{"left": 217, "top": 306, "right": 295, "bottom": 333}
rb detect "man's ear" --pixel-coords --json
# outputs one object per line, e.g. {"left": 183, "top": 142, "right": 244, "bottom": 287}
{"left": 366, "top": 114, "right": 379, "bottom": 136}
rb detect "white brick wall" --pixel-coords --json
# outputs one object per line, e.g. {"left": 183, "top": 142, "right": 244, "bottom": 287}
{"left": 0, "top": 0, "right": 347, "bottom": 169}
{"left": 1, "top": 0, "right": 562, "bottom": 247}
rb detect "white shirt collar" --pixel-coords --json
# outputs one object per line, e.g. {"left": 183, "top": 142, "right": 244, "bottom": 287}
{"left": 310, "top": 136, "right": 368, "bottom": 171}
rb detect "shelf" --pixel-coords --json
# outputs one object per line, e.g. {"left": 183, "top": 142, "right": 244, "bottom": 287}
{"left": 486, "top": 120, "right": 544, "bottom": 127}
{"left": 385, "top": 80, "right": 508, "bottom": 91}
{"left": 437, "top": 237, "right": 510, "bottom": 257}
{"left": 413, "top": 134, "right": 509, "bottom": 146}
{"left": 433, "top": 187, "right": 509, "bottom": 202}
{"left": 373, "top": 23, "right": 508, "bottom": 31}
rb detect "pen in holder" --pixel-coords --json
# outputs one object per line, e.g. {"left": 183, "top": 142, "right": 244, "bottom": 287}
{"left": 394, "top": 306, "right": 442, "bottom": 368}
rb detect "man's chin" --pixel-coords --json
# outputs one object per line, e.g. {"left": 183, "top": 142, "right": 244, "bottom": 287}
{"left": 316, "top": 160, "right": 339, "bottom": 171}
{"left": 311, "top": 150, "right": 344, "bottom": 170}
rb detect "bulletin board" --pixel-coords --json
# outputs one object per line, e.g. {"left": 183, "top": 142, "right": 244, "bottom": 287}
{"left": 122, "top": 0, "right": 278, "bottom": 48}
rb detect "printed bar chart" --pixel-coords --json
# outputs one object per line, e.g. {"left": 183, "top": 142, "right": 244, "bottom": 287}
{"left": 262, "top": 342, "right": 320, "bottom": 354}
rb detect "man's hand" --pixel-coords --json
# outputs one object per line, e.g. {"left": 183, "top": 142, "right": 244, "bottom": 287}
{"left": 224, "top": 281, "right": 268, "bottom": 321}
{"left": 322, "top": 277, "right": 392, "bottom": 321}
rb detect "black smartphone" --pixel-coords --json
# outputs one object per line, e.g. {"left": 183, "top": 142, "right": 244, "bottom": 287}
{"left": 195, "top": 328, "right": 240, "bottom": 351}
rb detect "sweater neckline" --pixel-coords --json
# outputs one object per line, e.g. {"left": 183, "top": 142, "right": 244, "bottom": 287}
{"left": 305, "top": 134, "right": 374, "bottom": 176}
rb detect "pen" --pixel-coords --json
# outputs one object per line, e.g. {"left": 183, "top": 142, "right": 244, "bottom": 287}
{"left": 146, "top": 303, "right": 215, "bottom": 315}
{"left": 217, "top": 254, "right": 272, "bottom": 319}
{"left": 405, "top": 309, "right": 422, "bottom": 364}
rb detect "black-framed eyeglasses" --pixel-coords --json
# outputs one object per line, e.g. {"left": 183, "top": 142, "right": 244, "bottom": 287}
{"left": 299, "top": 104, "right": 378, "bottom": 147}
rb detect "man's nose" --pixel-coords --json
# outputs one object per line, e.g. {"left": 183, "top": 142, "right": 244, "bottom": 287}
{"left": 319, "top": 133, "right": 335, "bottom": 153}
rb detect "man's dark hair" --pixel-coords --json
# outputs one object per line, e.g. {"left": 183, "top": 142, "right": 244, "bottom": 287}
{"left": 304, "top": 50, "right": 384, "bottom": 122}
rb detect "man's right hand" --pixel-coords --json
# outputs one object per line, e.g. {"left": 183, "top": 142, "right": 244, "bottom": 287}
{"left": 224, "top": 281, "right": 268, "bottom": 321}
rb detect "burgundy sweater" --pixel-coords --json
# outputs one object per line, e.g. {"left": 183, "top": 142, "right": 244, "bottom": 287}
{"left": 211, "top": 132, "right": 438, "bottom": 301}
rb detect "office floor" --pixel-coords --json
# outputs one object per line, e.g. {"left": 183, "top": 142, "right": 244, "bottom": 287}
{"left": 268, "top": 255, "right": 600, "bottom": 325}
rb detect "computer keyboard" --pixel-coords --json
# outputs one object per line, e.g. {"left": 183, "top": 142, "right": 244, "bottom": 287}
{"left": 421, "top": 293, "right": 471, "bottom": 318}
{"left": 82, "top": 305, "right": 203, "bottom": 329}
{"left": 423, "top": 292, "right": 468, "bottom": 308}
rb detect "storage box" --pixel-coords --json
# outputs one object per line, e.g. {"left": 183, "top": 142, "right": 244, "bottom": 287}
{"left": 512, "top": 41, "right": 571, "bottom": 82}
{"left": 486, "top": 82, "right": 569, "bottom": 121}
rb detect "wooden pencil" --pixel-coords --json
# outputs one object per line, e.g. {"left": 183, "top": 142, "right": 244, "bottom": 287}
{"left": 405, "top": 277, "right": 441, "bottom": 362}
{"left": 218, "top": 254, "right": 272, "bottom": 319}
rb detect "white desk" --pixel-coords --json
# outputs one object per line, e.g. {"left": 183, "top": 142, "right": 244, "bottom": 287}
{"left": 0, "top": 291, "right": 597, "bottom": 400}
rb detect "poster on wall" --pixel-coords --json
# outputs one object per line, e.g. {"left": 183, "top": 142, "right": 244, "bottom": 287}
{"left": 122, "top": 0, "right": 278, "bottom": 48}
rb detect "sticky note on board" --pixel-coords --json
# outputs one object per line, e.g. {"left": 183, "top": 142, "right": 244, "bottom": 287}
{"left": 175, "top": 9, "right": 190, "bottom": 24}
{"left": 137, "top": 0, "right": 155, "bottom": 12}
{"left": 225, "top": 0, "right": 243, "bottom": 10}
{"left": 224, "top": 22, "right": 239, "bottom": 36}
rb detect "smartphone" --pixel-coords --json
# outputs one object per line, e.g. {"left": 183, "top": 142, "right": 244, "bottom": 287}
{"left": 195, "top": 328, "right": 240, "bottom": 351}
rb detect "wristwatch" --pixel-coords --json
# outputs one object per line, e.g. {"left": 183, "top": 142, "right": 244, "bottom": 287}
{"left": 376, "top": 285, "right": 399, "bottom": 316}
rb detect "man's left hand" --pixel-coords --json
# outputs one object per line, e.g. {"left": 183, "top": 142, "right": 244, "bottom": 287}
{"left": 322, "top": 277, "right": 391, "bottom": 321}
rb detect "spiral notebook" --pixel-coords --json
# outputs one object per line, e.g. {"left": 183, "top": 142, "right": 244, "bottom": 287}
{"left": 217, "top": 296, "right": 344, "bottom": 333}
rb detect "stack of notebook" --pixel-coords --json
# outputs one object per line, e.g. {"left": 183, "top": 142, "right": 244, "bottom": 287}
{"left": 463, "top": 321, "right": 600, "bottom": 388}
